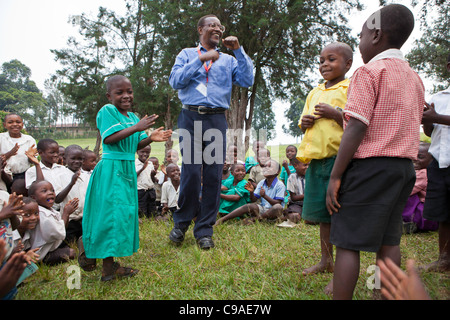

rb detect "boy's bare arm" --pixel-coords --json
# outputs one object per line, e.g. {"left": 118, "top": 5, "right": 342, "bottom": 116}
{"left": 422, "top": 102, "right": 450, "bottom": 136}
{"left": 326, "top": 118, "right": 367, "bottom": 214}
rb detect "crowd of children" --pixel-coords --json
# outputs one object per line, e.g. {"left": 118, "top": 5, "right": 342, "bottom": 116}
{"left": 1, "top": 3, "right": 449, "bottom": 301}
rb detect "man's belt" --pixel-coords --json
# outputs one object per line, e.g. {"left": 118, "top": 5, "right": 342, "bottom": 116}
{"left": 182, "top": 105, "right": 227, "bottom": 114}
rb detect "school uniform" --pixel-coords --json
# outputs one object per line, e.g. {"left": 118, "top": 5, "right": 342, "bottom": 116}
{"left": 330, "top": 49, "right": 425, "bottom": 252}
{"left": 135, "top": 159, "right": 157, "bottom": 218}
{"left": 423, "top": 86, "right": 450, "bottom": 223}
{"left": 55, "top": 167, "right": 90, "bottom": 243}
{"left": 286, "top": 173, "right": 305, "bottom": 213}
{"left": 0, "top": 132, "right": 36, "bottom": 180}
{"left": 254, "top": 177, "right": 286, "bottom": 214}
{"left": 30, "top": 205, "right": 68, "bottom": 264}
{"left": 161, "top": 179, "right": 180, "bottom": 213}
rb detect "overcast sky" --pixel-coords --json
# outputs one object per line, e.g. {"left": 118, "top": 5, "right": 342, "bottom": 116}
{"left": 0, "top": 0, "right": 424, "bottom": 145}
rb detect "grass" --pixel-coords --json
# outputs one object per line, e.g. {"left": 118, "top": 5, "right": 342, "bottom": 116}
{"left": 15, "top": 218, "right": 449, "bottom": 300}
{"left": 19, "top": 138, "right": 446, "bottom": 301}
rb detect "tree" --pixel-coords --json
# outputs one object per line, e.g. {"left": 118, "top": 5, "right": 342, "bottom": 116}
{"left": 282, "top": 98, "right": 305, "bottom": 140}
{"left": 407, "top": 0, "right": 450, "bottom": 93}
{"left": 0, "top": 59, "right": 48, "bottom": 128}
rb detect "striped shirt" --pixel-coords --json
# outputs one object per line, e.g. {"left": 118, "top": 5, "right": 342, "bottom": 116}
{"left": 344, "top": 49, "right": 425, "bottom": 160}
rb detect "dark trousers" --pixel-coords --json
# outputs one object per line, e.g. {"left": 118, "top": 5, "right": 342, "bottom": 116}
{"left": 174, "top": 109, "right": 227, "bottom": 239}
{"left": 138, "top": 188, "right": 157, "bottom": 218}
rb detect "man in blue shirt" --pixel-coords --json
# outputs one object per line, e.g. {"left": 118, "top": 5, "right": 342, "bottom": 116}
{"left": 168, "top": 14, "right": 254, "bottom": 249}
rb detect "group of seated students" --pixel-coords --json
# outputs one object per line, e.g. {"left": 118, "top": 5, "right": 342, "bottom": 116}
{"left": 0, "top": 113, "right": 180, "bottom": 299}
{"left": 216, "top": 141, "right": 309, "bottom": 226}
{"left": 216, "top": 139, "right": 437, "bottom": 235}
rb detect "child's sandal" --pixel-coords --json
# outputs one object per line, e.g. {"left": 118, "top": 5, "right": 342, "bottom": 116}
{"left": 101, "top": 262, "right": 139, "bottom": 282}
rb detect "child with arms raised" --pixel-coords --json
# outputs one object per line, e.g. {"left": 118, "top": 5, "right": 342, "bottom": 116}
{"left": 326, "top": 4, "right": 425, "bottom": 299}
{"left": 82, "top": 75, "right": 171, "bottom": 282}
{"left": 28, "top": 180, "right": 78, "bottom": 265}
{"left": 297, "top": 41, "right": 353, "bottom": 293}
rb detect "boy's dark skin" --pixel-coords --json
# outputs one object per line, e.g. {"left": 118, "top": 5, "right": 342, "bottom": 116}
{"left": 161, "top": 163, "right": 180, "bottom": 217}
{"left": 300, "top": 42, "right": 353, "bottom": 295}
{"left": 55, "top": 147, "right": 83, "bottom": 204}
{"left": 326, "top": 5, "right": 417, "bottom": 299}
{"left": 420, "top": 58, "right": 450, "bottom": 273}
{"left": 215, "top": 160, "right": 282, "bottom": 225}
{"left": 136, "top": 145, "right": 151, "bottom": 177}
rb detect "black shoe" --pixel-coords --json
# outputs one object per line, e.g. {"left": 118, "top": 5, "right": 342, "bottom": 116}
{"left": 169, "top": 227, "right": 186, "bottom": 244}
{"left": 197, "top": 236, "right": 215, "bottom": 250}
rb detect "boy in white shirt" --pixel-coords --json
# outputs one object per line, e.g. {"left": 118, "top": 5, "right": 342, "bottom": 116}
{"left": 136, "top": 145, "right": 157, "bottom": 219}
{"left": 28, "top": 180, "right": 78, "bottom": 265}
{"left": 161, "top": 164, "right": 180, "bottom": 218}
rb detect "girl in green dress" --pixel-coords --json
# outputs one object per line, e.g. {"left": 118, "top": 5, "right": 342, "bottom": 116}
{"left": 82, "top": 75, "right": 172, "bottom": 281}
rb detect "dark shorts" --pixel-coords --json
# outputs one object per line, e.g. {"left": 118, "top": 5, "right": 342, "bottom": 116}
{"left": 330, "top": 157, "right": 415, "bottom": 252}
{"left": 302, "top": 157, "right": 335, "bottom": 223}
{"left": 423, "top": 158, "right": 450, "bottom": 222}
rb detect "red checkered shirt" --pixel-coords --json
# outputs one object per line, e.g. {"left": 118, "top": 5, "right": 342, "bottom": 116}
{"left": 344, "top": 50, "right": 425, "bottom": 160}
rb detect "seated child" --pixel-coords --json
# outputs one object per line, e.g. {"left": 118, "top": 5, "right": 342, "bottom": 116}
{"left": 159, "top": 149, "right": 180, "bottom": 185}
{"left": 248, "top": 148, "right": 271, "bottom": 188}
{"left": 28, "top": 180, "right": 78, "bottom": 265}
{"left": 54, "top": 145, "right": 89, "bottom": 244}
{"left": 12, "top": 197, "right": 40, "bottom": 262}
{"left": 81, "top": 149, "right": 97, "bottom": 176}
{"left": 24, "top": 139, "right": 65, "bottom": 192}
{"left": 218, "top": 163, "right": 251, "bottom": 217}
{"left": 149, "top": 156, "right": 163, "bottom": 214}
{"left": 215, "top": 159, "right": 285, "bottom": 225}
{"left": 161, "top": 164, "right": 180, "bottom": 219}
{"left": 58, "top": 146, "right": 65, "bottom": 166}
{"left": 284, "top": 158, "right": 308, "bottom": 223}
{"left": 402, "top": 142, "right": 438, "bottom": 233}
{"left": 280, "top": 145, "right": 298, "bottom": 204}
{"left": 223, "top": 144, "right": 245, "bottom": 182}
{"left": 136, "top": 145, "right": 157, "bottom": 219}
{"left": 245, "top": 140, "right": 266, "bottom": 173}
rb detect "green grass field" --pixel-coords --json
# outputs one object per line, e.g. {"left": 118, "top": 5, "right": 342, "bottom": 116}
{"left": 16, "top": 137, "right": 446, "bottom": 301}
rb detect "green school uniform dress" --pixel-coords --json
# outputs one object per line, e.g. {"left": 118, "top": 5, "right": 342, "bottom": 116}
{"left": 82, "top": 104, "right": 148, "bottom": 259}
{"left": 219, "top": 178, "right": 251, "bottom": 215}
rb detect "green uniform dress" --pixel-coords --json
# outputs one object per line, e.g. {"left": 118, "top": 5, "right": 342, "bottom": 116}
{"left": 219, "top": 177, "right": 251, "bottom": 215}
{"left": 82, "top": 104, "right": 147, "bottom": 259}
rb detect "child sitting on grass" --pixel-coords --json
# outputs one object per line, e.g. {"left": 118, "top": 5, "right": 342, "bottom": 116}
{"left": 215, "top": 159, "right": 285, "bottom": 225}
{"left": 218, "top": 163, "right": 251, "bottom": 217}
{"left": 284, "top": 158, "right": 308, "bottom": 224}
{"left": 28, "top": 180, "right": 78, "bottom": 265}
{"left": 161, "top": 163, "right": 181, "bottom": 219}
{"left": 248, "top": 148, "right": 271, "bottom": 188}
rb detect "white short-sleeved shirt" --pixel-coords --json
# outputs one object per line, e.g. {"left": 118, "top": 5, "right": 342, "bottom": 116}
{"left": 286, "top": 173, "right": 305, "bottom": 200}
{"left": 135, "top": 159, "right": 155, "bottom": 191}
{"left": 55, "top": 167, "right": 90, "bottom": 221}
{"left": 0, "top": 132, "right": 36, "bottom": 174}
{"left": 428, "top": 87, "right": 450, "bottom": 168}
{"left": 30, "top": 205, "right": 66, "bottom": 261}
{"left": 25, "top": 162, "right": 66, "bottom": 190}
{"left": 161, "top": 180, "right": 179, "bottom": 208}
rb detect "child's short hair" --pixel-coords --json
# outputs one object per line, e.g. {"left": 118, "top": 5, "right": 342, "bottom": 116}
{"left": 106, "top": 75, "right": 129, "bottom": 93}
{"left": 22, "top": 197, "right": 37, "bottom": 205}
{"left": 28, "top": 180, "right": 51, "bottom": 197}
{"left": 231, "top": 163, "right": 246, "bottom": 173}
{"left": 3, "top": 112, "right": 22, "bottom": 122}
{"left": 64, "top": 144, "right": 83, "bottom": 155}
{"left": 83, "top": 149, "right": 96, "bottom": 157}
{"left": 37, "top": 138, "right": 58, "bottom": 152}
{"left": 379, "top": 4, "right": 415, "bottom": 48}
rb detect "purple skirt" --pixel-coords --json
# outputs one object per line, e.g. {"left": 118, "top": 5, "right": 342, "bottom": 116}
{"left": 402, "top": 194, "right": 438, "bottom": 232}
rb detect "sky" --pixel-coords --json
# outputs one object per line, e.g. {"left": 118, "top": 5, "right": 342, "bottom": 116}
{"left": 0, "top": 0, "right": 425, "bottom": 146}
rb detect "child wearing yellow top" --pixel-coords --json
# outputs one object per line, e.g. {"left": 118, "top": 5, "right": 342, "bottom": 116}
{"left": 297, "top": 42, "right": 353, "bottom": 291}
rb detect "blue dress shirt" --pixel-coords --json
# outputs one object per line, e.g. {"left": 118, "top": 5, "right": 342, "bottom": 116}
{"left": 169, "top": 44, "right": 254, "bottom": 109}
